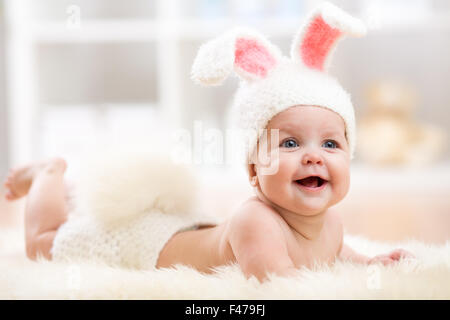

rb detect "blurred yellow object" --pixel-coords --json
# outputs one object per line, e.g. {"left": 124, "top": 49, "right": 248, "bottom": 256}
{"left": 357, "top": 80, "right": 447, "bottom": 167}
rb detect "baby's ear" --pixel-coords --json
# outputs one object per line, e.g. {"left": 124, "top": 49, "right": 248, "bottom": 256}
{"left": 290, "top": 2, "right": 366, "bottom": 72}
{"left": 247, "top": 163, "right": 259, "bottom": 187}
{"left": 191, "top": 28, "right": 282, "bottom": 86}
{"left": 248, "top": 162, "right": 256, "bottom": 177}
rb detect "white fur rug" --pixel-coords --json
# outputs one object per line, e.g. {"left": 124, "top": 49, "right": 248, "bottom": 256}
{"left": 1, "top": 225, "right": 449, "bottom": 299}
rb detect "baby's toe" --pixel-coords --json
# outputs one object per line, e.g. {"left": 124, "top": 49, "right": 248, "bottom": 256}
{"left": 5, "top": 175, "right": 13, "bottom": 184}
{"left": 5, "top": 190, "right": 15, "bottom": 200}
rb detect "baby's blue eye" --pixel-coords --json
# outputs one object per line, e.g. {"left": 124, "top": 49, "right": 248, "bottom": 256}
{"left": 281, "top": 139, "right": 298, "bottom": 148}
{"left": 323, "top": 140, "right": 338, "bottom": 149}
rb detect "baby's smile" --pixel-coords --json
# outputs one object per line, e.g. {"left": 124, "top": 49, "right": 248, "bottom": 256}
{"left": 294, "top": 176, "right": 328, "bottom": 192}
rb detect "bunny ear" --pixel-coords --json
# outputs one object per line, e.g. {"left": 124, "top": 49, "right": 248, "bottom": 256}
{"left": 291, "top": 2, "right": 366, "bottom": 72}
{"left": 191, "top": 28, "right": 282, "bottom": 86}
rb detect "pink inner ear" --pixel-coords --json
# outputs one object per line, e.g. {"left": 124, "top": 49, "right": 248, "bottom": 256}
{"left": 235, "top": 38, "right": 276, "bottom": 78}
{"left": 300, "top": 16, "right": 342, "bottom": 71}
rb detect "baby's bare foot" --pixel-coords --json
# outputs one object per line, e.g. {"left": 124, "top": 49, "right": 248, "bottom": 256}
{"left": 3, "top": 157, "right": 67, "bottom": 201}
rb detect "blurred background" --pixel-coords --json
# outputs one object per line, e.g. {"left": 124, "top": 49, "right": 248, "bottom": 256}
{"left": 0, "top": 0, "right": 449, "bottom": 246}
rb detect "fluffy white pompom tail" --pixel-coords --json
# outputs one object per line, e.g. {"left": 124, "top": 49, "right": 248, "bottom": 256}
{"left": 71, "top": 148, "right": 197, "bottom": 225}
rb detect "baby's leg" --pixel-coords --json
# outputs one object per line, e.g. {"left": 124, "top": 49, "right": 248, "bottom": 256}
{"left": 3, "top": 158, "right": 69, "bottom": 260}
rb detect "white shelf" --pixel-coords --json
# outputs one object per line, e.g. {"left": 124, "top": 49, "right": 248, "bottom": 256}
{"left": 366, "top": 14, "right": 450, "bottom": 35}
{"left": 30, "top": 20, "right": 161, "bottom": 43}
{"left": 27, "top": 14, "right": 450, "bottom": 45}
{"left": 28, "top": 18, "right": 305, "bottom": 44}
{"left": 4, "top": 0, "right": 186, "bottom": 164}
{"left": 177, "top": 18, "right": 302, "bottom": 40}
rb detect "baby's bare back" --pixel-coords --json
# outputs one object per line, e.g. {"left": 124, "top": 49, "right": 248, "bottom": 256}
{"left": 156, "top": 197, "right": 343, "bottom": 276}
{"left": 156, "top": 221, "right": 235, "bottom": 273}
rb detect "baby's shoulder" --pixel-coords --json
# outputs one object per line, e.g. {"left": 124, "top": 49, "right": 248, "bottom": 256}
{"left": 224, "top": 197, "right": 287, "bottom": 255}
{"left": 228, "top": 197, "right": 283, "bottom": 235}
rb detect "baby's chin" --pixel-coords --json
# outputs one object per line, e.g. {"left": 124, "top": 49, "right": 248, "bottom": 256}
{"left": 262, "top": 193, "right": 330, "bottom": 216}
{"left": 254, "top": 185, "right": 331, "bottom": 216}
{"left": 281, "top": 201, "right": 330, "bottom": 216}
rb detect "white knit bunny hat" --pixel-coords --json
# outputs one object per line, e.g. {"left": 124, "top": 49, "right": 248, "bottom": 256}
{"left": 191, "top": 2, "right": 366, "bottom": 164}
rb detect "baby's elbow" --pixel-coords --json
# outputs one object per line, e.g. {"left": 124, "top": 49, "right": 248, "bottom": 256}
{"left": 241, "top": 263, "right": 271, "bottom": 283}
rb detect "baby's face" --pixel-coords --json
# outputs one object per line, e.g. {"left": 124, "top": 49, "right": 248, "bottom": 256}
{"left": 251, "top": 105, "right": 351, "bottom": 215}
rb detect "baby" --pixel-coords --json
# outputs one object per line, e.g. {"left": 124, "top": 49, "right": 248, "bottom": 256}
{"left": 3, "top": 3, "right": 414, "bottom": 282}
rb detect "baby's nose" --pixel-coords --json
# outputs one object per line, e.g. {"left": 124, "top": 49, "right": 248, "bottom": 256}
{"left": 301, "top": 151, "right": 323, "bottom": 165}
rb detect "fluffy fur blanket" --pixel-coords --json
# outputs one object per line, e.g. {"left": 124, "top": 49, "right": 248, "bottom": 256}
{"left": 1, "top": 226, "right": 449, "bottom": 299}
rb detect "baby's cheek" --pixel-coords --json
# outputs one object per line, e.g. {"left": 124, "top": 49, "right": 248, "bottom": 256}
{"left": 259, "top": 172, "right": 282, "bottom": 194}
{"left": 257, "top": 165, "right": 289, "bottom": 202}
{"left": 330, "top": 161, "right": 350, "bottom": 200}
{"left": 335, "top": 176, "right": 350, "bottom": 201}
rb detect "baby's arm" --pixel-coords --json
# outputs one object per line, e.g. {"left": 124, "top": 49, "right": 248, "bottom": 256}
{"left": 338, "top": 242, "right": 371, "bottom": 264}
{"left": 337, "top": 228, "right": 415, "bottom": 265}
{"left": 339, "top": 242, "right": 415, "bottom": 265}
{"left": 228, "top": 202, "right": 297, "bottom": 282}
{"left": 333, "top": 209, "right": 416, "bottom": 265}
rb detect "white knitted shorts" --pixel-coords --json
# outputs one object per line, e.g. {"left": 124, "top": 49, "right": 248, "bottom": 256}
{"left": 50, "top": 211, "right": 218, "bottom": 270}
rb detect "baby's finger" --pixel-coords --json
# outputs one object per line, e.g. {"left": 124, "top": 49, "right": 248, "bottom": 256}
{"left": 389, "top": 249, "right": 415, "bottom": 260}
{"left": 379, "top": 257, "right": 395, "bottom": 266}
{"left": 372, "top": 254, "right": 390, "bottom": 260}
{"left": 368, "top": 256, "right": 392, "bottom": 266}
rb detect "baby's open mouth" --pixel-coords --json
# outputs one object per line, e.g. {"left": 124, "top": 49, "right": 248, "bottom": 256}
{"left": 295, "top": 176, "right": 327, "bottom": 188}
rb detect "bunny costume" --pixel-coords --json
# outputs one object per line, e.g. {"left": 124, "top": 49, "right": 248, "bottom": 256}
{"left": 51, "top": 2, "right": 365, "bottom": 269}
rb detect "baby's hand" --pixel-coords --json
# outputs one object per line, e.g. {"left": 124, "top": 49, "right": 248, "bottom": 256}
{"left": 368, "top": 248, "right": 416, "bottom": 266}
